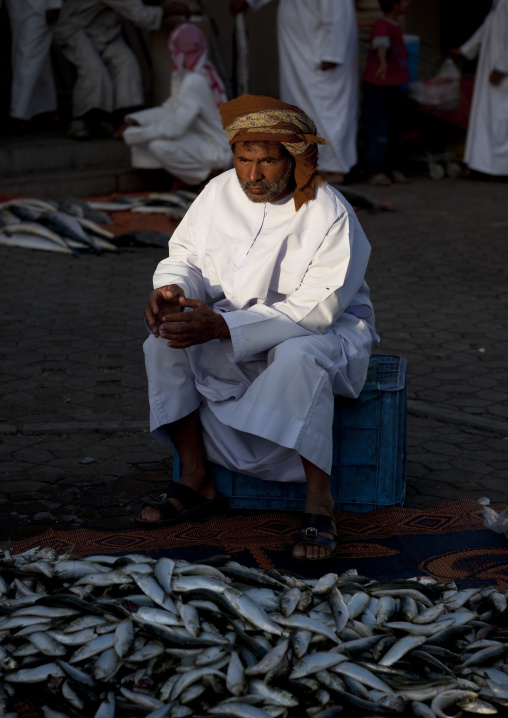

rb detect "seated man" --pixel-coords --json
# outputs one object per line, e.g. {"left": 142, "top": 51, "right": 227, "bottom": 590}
{"left": 54, "top": 0, "right": 183, "bottom": 139}
{"left": 122, "top": 23, "right": 232, "bottom": 187}
{"left": 138, "top": 94, "right": 379, "bottom": 562}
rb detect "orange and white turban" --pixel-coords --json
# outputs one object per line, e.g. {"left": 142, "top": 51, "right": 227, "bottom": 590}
{"left": 220, "top": 94, "right": 327, "bottom": 211}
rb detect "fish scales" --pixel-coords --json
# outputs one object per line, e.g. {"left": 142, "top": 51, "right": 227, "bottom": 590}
{"left": 208, "top": 702, "right": 273, "bottom": 716}
{"left": 342, "top": 673, "right": 372, "bottom": 700}
{"left": 325, "top": 685, "right": 399, "bottom": 715}
{"left": 177, "top": 600, "right": 200, "bottom": 637}
{"left": 290, "top": 652, "right": 348, "bottom": 679}
{"left": 280, "top": 587, "right": 301, "bottom": 617}
{"left": 291, "top": 628, "right": 312, "bottom": 659}
{"left": 271, "top": 613, "right": 339, "bottom": 643}
{"left": 342, "top": 590, "right": 370, "bottom": 620}
{"left": 195, "top": 645, "right": 230, "bottom": 667}
{"left": 93, "top": 646, "right": 121, "bottom": 681}
{"left": 333, "top": 661, "right": 395, "bottom": 693}
{"left": 222, "top": 588, "right": 285, "bottom": 636}
{"left": 174, "top": 563, "right": 229, "bottom": 581}
{"left": 244, "top": 638, "right": 290, "bottom": 675}
{"left": 248, "top": 678, "right": 299, "bottom": 707}
{"left": 221, "top": 565, "right": 286, "bottom": 590}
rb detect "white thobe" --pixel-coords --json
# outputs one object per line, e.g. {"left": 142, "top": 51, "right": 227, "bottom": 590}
{"left": 54, "top": 0, "right": 162, "bottom": 118}
{"left": 460, "top": 0, "right": 508, "bottom": 176}
{"left": 144, "top": 171, "right": 379, "bottom": 483}
{"left": 123, "top": 70, "right": 232, "bottom": 186}
{"left": 5, "top": 0, "right": 62, "bottom": 121}
{"left": 246, "top": 0, "right": 359, "bottom": 174}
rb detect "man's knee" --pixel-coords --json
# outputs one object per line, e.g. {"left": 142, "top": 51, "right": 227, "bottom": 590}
{"left": 144, "top": 335, "right": 193, "bottom": 377}
{"left": 102, "top": 40, "right": 139, "bottom": 74}
{"left": 149, "top": 139, "right": 177, "bottom": 158}
{"left": 144, "top": 333, "right": 177, "bottom": 360}
{"left": 271, "top": 335, "right": 336, "bottom": 371}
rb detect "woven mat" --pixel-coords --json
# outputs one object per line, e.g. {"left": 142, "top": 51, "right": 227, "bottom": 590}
{"left": 9, "top": 500, "right": 508, "bottom": 588}
{"left": 83, "top": 191, "right": 180, "bottom": 236}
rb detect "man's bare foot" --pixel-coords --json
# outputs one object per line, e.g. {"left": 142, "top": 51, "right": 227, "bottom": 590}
{"left": 137, "top": 473, "right": 216, "bottom": 524}
{"left": 390, "top": 170, "right": 410, "bottom": 184}
{"left": 292, "top": 496, "right": 337, "bottom": 560}
{"left": 367, "top": 173, "right": 392, "bottom": 186}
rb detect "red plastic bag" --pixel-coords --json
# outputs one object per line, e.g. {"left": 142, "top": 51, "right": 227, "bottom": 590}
{"left": 409, "top": 58, "right": 461, "bottom": 111}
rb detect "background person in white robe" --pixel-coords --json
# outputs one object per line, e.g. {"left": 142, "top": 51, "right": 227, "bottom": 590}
{"left": 137, "top": 94, "right": 379, "bottom": 562}
{"left": 54, "top": 0, "right": 183, "bottom": 139}
{"left": 231, "top": 0, "right": 359, "bottom": 184}
{"left": 3, "top": 0, "right": 62, "bottom": 130}
{"left": 450, "top": 0, "right": 508, "bottom": 177}
{"left": 121, "top": 23, "right": 232, "bottom": 187}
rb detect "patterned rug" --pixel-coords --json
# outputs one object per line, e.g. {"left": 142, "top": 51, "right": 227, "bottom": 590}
{"left": 9, "top": 499, "right": 508, "bottom": 588}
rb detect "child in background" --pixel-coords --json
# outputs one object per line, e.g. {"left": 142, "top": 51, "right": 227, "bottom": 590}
{"left": 361, "top": 0, "right": 410, "bottom": 186}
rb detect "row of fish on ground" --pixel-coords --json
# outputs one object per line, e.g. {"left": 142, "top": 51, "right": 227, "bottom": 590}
{"left": 0, "top": 191, "right": 198, "bottom": 255}
{"left": 0, "top": 545, "right": 508, "bottom": 717}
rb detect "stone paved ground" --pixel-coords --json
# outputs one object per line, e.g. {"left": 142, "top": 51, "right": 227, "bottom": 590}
{"left": 1, "top": 174, "right": 507, "bottom": 539}
{"left": 359, "top": 175, "right": 508, "bottom": 514}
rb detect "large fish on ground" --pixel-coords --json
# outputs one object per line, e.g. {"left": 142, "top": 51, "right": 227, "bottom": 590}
{"left": 1, "top": 223, "right": 74, "bottom": 254}
{"left": 50, "top": 195, "right": 114, "bottom": 225}
{"left": 38, "top": 211, "right": 102, "bottom": 253}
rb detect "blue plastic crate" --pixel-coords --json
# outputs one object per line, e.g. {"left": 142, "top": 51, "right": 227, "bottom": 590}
{"left": 173, "top": 354, "right": 407, "bottom": 513}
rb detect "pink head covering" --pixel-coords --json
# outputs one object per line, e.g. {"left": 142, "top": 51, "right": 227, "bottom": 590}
{"left": 168, "top": 23, "right": 228, "bottom": 107}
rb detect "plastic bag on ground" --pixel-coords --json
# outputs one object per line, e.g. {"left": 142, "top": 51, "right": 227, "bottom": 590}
{"left": 409, "top": 58, "right": 461, "bottom": 111}
{"left": 483, "top": 503, "right": 508, "bottom": 539}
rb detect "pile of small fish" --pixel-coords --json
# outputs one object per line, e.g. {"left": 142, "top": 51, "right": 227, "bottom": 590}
{"left": 0, "top": 191, "right": 197, "bottom": 255}
{"left": 0, "top": 544, "right": 508, "bottom": 718}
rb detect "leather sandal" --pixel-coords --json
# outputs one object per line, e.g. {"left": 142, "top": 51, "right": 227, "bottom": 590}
{"left": 292, "top": 513, "right": 338, "bottom": 562}
{"left": 135, "top": 482, "right": 227, "bottom": 529}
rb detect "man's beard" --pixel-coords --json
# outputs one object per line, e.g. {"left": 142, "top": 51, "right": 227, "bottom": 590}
{"left": 239, "top": 162, "right": 294, "bottom": 203}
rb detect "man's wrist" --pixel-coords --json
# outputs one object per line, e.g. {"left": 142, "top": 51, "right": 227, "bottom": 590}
{"left": 215, "top": 314, "right": 231, "bottom": 340}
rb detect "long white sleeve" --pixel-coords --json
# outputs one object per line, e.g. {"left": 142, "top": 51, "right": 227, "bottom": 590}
{"left": 123, "top": 107, "right": 167, "bottom": 145}
{"left": 125, "top": 73, "right": 207, "bottom": 144}
{"left": 103, "top": 0, "right": 163, "bottom": 31}
{"left": 318, "top": 0, "right": 350, "bottom": 65}
{"left": 460, "top": 19, "right": 487, "bottom": 60}
{"left": 153, "top": 211, "right": 208, "bottom": 301}
{"left": 495, "top": 34, "right": 508, "bottom": 73}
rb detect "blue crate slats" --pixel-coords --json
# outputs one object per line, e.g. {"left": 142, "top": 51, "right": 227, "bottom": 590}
{"left": 173, "top": 354, "right": 407, "bottom": 513}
